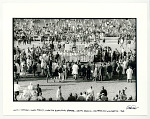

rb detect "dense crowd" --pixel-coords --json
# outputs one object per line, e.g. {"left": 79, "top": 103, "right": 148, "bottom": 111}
{"left": 14, "top": 42, "right": 136, "bottom": 82}
{"left": 13, "top": 19, "right": 136, "bottom": 101}
{"left": 14, "top": 19, "right": 136, "bottom": 44}
{"left": 13, "top": 19, "right": 136, "bottom": 82}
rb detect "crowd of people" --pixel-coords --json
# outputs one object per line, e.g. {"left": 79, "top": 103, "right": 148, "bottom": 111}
{"left": 14, "top": 82, "right": 134, "bottom": 101}
{"left": 14, "top": 19, "right": 136, "bottom": 44}
{"left": 14, "top": 42, "right": 136, "bottom": 83}
{"left": 13, "top": 19, "right": 136, "bottom": 101}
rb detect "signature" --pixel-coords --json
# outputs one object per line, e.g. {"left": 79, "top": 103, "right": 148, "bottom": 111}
{"left": 126, "top": 105, "right": 139, "bottom": 110}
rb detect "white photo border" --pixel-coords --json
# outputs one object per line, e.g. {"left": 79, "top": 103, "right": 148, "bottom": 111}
{"left": 2, "top": 1, "right": 148, "bottom": 116}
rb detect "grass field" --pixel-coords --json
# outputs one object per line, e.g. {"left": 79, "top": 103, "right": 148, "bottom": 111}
{"left": 16, "top": 76, "right": 136, "bottom": 101}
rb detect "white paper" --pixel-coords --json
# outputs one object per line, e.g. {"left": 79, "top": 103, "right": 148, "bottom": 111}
{"left": 2, "top": 1, "right": 148, "bottom": 116}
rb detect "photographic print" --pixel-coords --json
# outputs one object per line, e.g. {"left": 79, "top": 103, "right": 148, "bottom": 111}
{"left": 13, "top": 18, "right": 137, "bottom": 102}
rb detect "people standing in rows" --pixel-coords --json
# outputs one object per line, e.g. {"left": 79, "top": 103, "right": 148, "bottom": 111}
{"left": 13, "top": 19, "right": 136, "bottom": 83}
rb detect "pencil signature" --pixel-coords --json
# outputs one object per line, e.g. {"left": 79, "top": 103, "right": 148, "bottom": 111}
{"left": 126, "top": 105, "right": 139, "bottom": 110}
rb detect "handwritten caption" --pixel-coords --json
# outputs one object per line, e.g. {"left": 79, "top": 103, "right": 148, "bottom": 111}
{"left": 13, "top": 105, "right": 139, "bottom": 113}
{"left": 13, "top": 109, "right": 125, "bottom": 113}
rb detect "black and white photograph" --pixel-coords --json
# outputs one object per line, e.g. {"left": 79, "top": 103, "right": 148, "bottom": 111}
{"left": 13, "top": 18, "right": 137, "bottom": 102}
{"left": 2, "top": 0, "right": 149, "bottom": 117}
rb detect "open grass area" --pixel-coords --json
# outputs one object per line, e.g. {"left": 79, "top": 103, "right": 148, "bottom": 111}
{"left": 15, "top": 77, "right": 136, "bottom": 101}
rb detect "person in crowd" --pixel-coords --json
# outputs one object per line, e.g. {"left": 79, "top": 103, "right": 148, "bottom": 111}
{"left": 122, "top": 59, "right": 128, "bottom": 75}
{"left": 116, "top": 63, "right": 123, "bottom": 80}
{"left": 48, "top": 56, "right": 53, "bottom": 76}
{"left": 19, "top": 89, "right": 31, "bottom": 101}
{"left": 101, "top": 93, "right": 108, "bottom": 101}
{"left": 41, "top": 57, "right": 47, "bottom": 76}
{"left": 27, "top": 82, "right": 35, "bottom": 98}
{"left": 36, "top": 84, "right": 42, "bottom": 96}
{"left": 77, "top": 92, "right": 85, "bottom": 101}
{"left": 119, "top": 89, "right": 127, "bottom": 101}
{"left": 30, "top": 90, "right": 38, "bottom": 101}
{"left": 57, "top": 42, "right": 61, "bottom": 51}
{"left": 27, "top": 56, "right": 32, "bottom": 73}
{"left": 86, "top": 92, "right": 94, "bottom": 101}
{"left": 20, "top": 61, "right": 26, "bottom": 77}
{"left": 14, "top": 63, "right": 17, "bottom": 80}
{"left": 77, "top": 61, "right": 81, "bottom": 78}
{"left": 95, "top": 92, "right": 101, "bottom": 101}
{"left": 112, "top": 60, "right": 117, "bottom": 75}
{"left": 56, "top": 86, "right": 64, "bottom": 101}
{"left": 56, "top": 86, "right": 61, "bottom": 100}
{"left": 100, "top": 86, "right": 107, "bottom": 96}
{"left": 63, "top": 62, "right": 67, "bottom": 81}
{"left": 46, "top": 64, "right": 51, "bottom": 83}
{"left": 128, "top": 95, "right": 133, "bottom": 101}
{"left": 14, "top": 81, "right": 20, "bottom": 101}
{"left": 93, "top": 66, "right": 98, "bottom": 81}
{"left": 28, "top": 82, "right": 34, "bottom": 90}
{"left": 36, "top": 61, "right": 41, "bottom": 76}
{"left": 53, "top": 66, "right": 59, "bottom": 82}
{"left": 82, "top": 64, "right": 87, "bottom": 80}
{"left": 15, "top": 61, "right": 21, "bottom": 81}
{"left": 72, "top": 62, "right": 79, "bottom": 80}
{"left": 32, "top": 61, "right": 37, "bottom": 76}
{"left": 71, "top": 92, "right": 76, "bottom": 99}
{"left": 82, "top": 91, "right": 87, "bottom": 100}
{"left": 113, "top": 94, "right": 119, "bottom": 101}
{"left": 55, "top": 52, "right": 60, "bottom": 62}
{"left": 67, "top": 93, "right": 76, "bottom": 101}
{"left": 87, "top": 86, "right": 94, "bottom": 100}
{"left": 98, "top": 63, "right": 104, "bottom": 81}
{"left": 106, "top": 62, "right": 113, "bottom": 80}
{"left": 48, "top": 97, "right": 53, "bottom": 101}
{"left": 86, "top": 64, "right": 91, "bottom": 80}
{"left": 58, "top": 65, "right": 63, "bottom": 82}
{"left": 103, "top": 63, "right": 107, "bottom": 80}
{"left": 126, "top": 66, "right": 133, "bottom": 83}
{"left": 37, "top": 92, "right": 46, "bottom": 101}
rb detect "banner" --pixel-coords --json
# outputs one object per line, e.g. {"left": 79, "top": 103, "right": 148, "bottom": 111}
{"left": 65, "top": 44, "right": 85, "bottom": 51}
